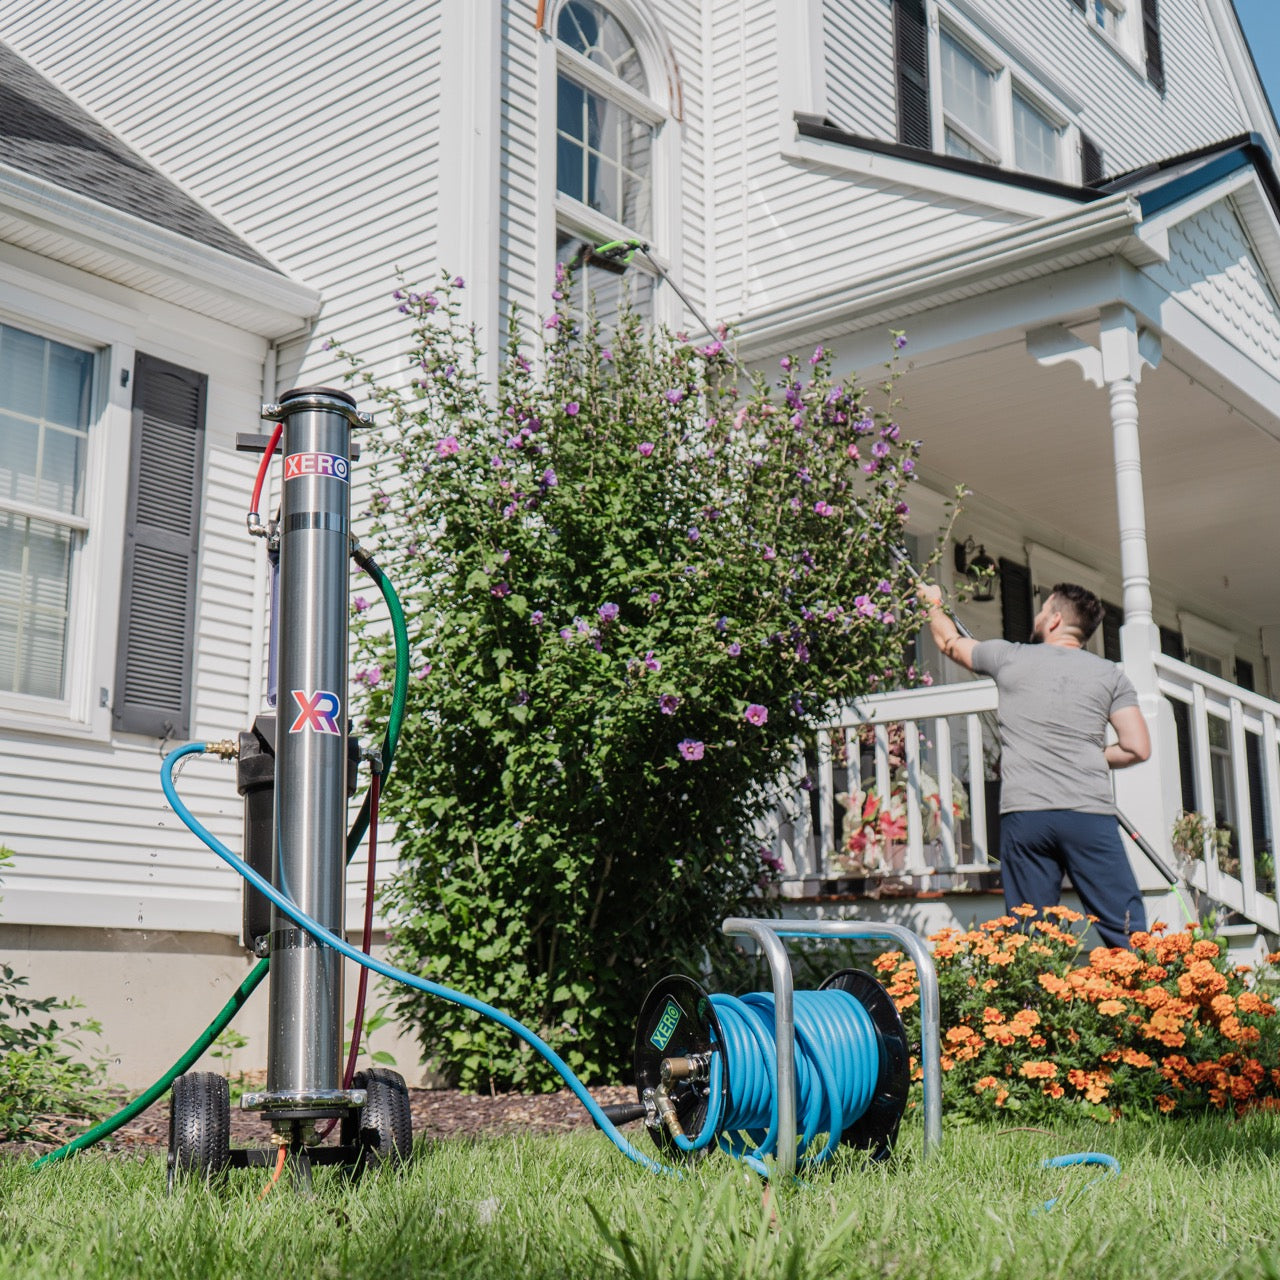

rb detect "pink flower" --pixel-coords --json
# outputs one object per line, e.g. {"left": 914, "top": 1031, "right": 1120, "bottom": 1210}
{"left": 565, "top": 401, "right": 580, "bottom": 416}
{"left": 638, "top": 442, "right": 655, "bottom": 457}
{"left": 659, "top": 693, "right": 681, "bottom": 715}
{"left": 677, "top": 739, "right": 705, "bottom": 761}
{"left": 436, "top": 435, "right": 460, "bottom": 457}
{"left": 744, "top": 703, "right": 768, "bottom": 726}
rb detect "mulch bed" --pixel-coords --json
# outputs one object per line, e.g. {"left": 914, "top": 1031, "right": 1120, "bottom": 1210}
{"left": 3, "top": 1085, "right": 641, "bottom": 1161}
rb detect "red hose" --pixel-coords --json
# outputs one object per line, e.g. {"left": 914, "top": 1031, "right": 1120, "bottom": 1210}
{"left": 249, "top": 422, "right": 283, "bottom": 516}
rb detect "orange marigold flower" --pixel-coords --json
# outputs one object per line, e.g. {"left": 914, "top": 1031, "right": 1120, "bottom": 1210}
{"left": 966, "top": 976, "right": 978, "bottom": 988}
{"left": 1101, "top": 1050, "right": 1123, "bottom": 1063}
{"left": 873, "top": 951, "right": 903, "bottom": 973}
{"left": 1029, "top": 1034, "right": 1047, "bottom": 1048}
{"left": 1129, "top": 931, "right": 1152, "bottom": 950}
{"left": 994, "top": 1089, "right": 1009, "bottom": 1107}
{"left": 1011, "top": 905, "right": 1038, "bottom": 918}
{"left": 1193, "top": 939, "right": 1221, "bottom": 960}
{"left": 982, "top": 978, "right": 998, "bottom": 992}
{"left": 1020, "top": 1061, "right": 1058, "bottom": 1080}
{"left": 974, "top": 1076, "right": 999, "bottom": 1092}
{"left": 945, "top": 1025, "right": 978, "bottom": 1044}
{"left": 1122, "top": 1049, "right": 1155, "bottom": 1068}
{"left": 982, "top": 1007, "right": 1005, "bottom": 1023}
{"left": 1266, "top": 951, "right": 1280, "bottom": 965}
{"left": 1142, "top": 965, "right": 1169, "bottom": 983}
{"left": 1098, "top": 999, "right": 1126, "bottom": 1016}
{"left": 1038, "top": 973, "right": 1072, "bottom": 999}
{"left": 1042, "top": 1083, "right": 1065, "bottom": 1099}
{"left": 1210, "top": 993, "right": 1236, "bottom": 1019}
{"left": 1156, "top": 1094, "right": 1176, "bottom": 1113}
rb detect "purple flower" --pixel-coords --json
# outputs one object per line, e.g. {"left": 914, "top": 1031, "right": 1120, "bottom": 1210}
{"left": 644, "top": 650, "right": 662, "bottom": 673}
{"left": 678, "top": 739, "right": 705, "bottom": 761}
{"left": 353, "top": 595, "right": 369, "bottom": 613}
{"left": 321, "top": 338, "right": 334, "bottom": 352}
{"left": 436, "top": 435, "right": 460, "bottom": 457}
{"left": 664, "top": 388, "right": 685, "bottom": 404}
{"left": 697, "top": 340, "right": 723, "bottom": 358}
{"left": 598, "top": 602, "right": 620, "bottom": 623}
{"left": 601, "top": 348, "right": 613, "bottom": 362}
{"left": 744, "top": 703, "right": 768, "bottom": 726}
{"left": 809, "top": 345, "right": 824, "bottom": 365}
{"left": 902, "top": 458, "right": 915, "bottom": 474}
{"left": 531, "top": 610, "right": 545, "bottom": 625}
{"left": 648, "top": 592, "right": 661, "bottom": 605}
{"left": 855, "top": 594, "right": 876, "bottom": 618}
{"left": 417, "top": 663, "right": 432, "bottom": 679}
{"left": 715, "top": 616, "right": 729, "bottom": 632}
{"left": 559, "top": 628, "right": 572, "bottom": 641}
{"left": 541, "top": 468, "right": 558, "bottom": 488}
{"left": 780, "top": 356, "right": 792, "bottom": 372}
{"left": 453, "top": 275, "right": 466, "bottom": 288}
{"left": 688, "top": 527, "right": 700, "bottom": 542}
{"left": 544, "top": 314, "right": 561, "bottom": 329}
{"left": 659, "top": 693, "right": 681, "bottom": 715}
{"left": 638, "top": 442, "right": 655, "bottom": 457}
{"left": 565, "top": 401, "right": 580, "bottom": 417}
{"left": 796, "top": 642, "right": 810, "bottom": 663}
{"left": 356, "top": 665, "right": 381, "bottom": 688}
{"left": 882, "top": 612, "right": 896, "bottom": 626}
{"left": 872, "top": 440, "right": 890, "bottom": 459}
{"left": 763, "top": 546, "right": 776, "bottom": 561}
{"left": 761, "top": 848, "right": 785, "bottom": 874}
{"left": 799, "top": 775, "right": 814, "bottom": 792}
{"left": 895, "top": 502, "right": 910, "bottom": 516}
{"left": 491, "top": 582, "right": 511, "bottom": 598}
{"left": 894, "top": 334, "right": 907, "bottom": 349}
{"left": 813, "top": 501, "right": 835, "bottom": 517}
{"left": 728, "top": 642, "right": 742, "bottom": 656}
{"left": 878, "top": 579, "right": 892, "bottom": 594}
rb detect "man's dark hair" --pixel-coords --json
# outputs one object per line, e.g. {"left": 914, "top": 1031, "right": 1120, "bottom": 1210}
{"left": 1048, "top": 582, "right": 1104, "bottom": 642}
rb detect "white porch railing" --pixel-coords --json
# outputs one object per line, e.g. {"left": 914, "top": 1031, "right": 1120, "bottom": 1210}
{"left": 1154, "top": 653, "right": 1280, "bottom": 934}
{"left": 766, "top": 680, "right": 999, "bottom": 893}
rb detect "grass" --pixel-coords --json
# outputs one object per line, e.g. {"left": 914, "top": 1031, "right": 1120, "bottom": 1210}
{"left": 3, "top": 1112, "right": 1280, "bottom": 1279}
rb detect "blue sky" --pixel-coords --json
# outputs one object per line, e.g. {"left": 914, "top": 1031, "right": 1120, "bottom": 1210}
{"left": 1232, "top": 0, "right": 1280, "bottom": 121}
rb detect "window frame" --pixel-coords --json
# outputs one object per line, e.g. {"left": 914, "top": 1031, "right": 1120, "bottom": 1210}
{"left": 543, "top": 0, "right": 682, "bottom": 329}
{"left": 930, "top": 18, "right": 1071, "bottom": 181}
{"left": 1077, "top": 0, "right": 1145, "bottom": 69}
{"left": 0, "top": 279, "right": 133, "bottom": 740}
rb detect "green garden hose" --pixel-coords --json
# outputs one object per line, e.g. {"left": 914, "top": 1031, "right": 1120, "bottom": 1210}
{"left": 31, "top": 551, "right": 410, "bottom": 1168}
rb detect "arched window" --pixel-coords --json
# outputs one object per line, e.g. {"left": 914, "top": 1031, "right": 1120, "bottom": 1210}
{"left": 552, "top": 0, "right": 673, "bottom": 324}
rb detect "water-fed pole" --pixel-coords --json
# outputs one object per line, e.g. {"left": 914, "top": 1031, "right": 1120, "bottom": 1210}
{"left": 258, "top": 387, "right": 364, "bottom": 1117}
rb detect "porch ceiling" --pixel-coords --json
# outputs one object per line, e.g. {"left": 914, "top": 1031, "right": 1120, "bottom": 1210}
{"left": 895, "top": 338, "right": 1280, "bottom": 627}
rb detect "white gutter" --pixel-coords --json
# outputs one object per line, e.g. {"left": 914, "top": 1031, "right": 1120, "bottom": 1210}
{"left": 733, "top": 191, "right": 1144, "bottom": 353}
{"left": 0, "top": 161, "right": 320, "bottom": 336}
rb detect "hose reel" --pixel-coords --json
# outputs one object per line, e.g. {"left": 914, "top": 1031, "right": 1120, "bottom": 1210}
{"left": 633, "top": 967, "right": 910, "bottom": 1169}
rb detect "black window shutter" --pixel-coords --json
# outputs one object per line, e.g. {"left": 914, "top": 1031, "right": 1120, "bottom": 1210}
{"left": 1235, "top": 659, "right": 1270, "bottom": 856}
{"left": 998, "top": 558, "right": 1034, "bottom": 643}
{"left": 1159, "top": 625, "right": 1196, "bottom": 812}
{"left": 1081, "top": 133, "right": 1104, "bottom": 185}
{"left": 1141, "top": 0, "right": 1165, "bottom": 93}
{"left": 1101, "top": 601, "right": 1123, "bottom": 662}
{"left": 113, "top": 354, "right": 206, "bottom": 737}
{"left": 1069, "top": 0, "right": 1085, "bottom": 9}
{"left": 893, "top": 0, "right": 931, "bottom": 149}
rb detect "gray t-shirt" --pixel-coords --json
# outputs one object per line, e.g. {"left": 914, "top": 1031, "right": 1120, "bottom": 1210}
{"left": 971, "top": 640, "right": 1139, "bottom": 815}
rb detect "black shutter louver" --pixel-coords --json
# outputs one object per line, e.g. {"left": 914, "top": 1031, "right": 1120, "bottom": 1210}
{"left": 1081, "top": 133, "right": 1105, "bottom": 185}
{"left": 1069, "top": 0, "right": 1086, "bottom": 9}
{"left": 893, "top": 0, "right": 931, "bottom": 149}
{"left": 1141, "top": 0, "right": 1165, "bottom": 93}
{"left": 1160, "top": 625, "right": 1196, "bottom": 813}
{"left": 1235, "top": 659, "right": 1270, "bottom": 859}
{"left": 113, "top": 354, "right": 206, "bottom": 737}
{"left": 1101, "top": 601, "right": 1123, "bottom": 662}
{"left": 998, "top": 559, "right": 1034, "bottom": 644}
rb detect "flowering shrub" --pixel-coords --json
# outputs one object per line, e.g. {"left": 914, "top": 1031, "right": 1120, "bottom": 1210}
{"left": 878, "top": 908, "right": 1280, "bottom": 1121}
{"left": 338, "top": 275, "right": 935, "bottom": 1088}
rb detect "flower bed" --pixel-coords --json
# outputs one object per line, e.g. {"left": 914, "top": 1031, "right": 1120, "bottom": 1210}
{"left": 877, "top": 907, "right": 1280, "bottom": 1121}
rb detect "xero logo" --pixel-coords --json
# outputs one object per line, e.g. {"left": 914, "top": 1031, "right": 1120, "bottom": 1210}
{"left": 289, "top": 689, "right": 342, "bottom": 735}
{"left": 284, "top": 451, "right": 350, "bottom": 483}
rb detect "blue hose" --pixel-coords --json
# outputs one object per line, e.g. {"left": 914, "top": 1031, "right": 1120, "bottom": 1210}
{"left": 161, "top": 741, "right": 675, "bottom": 1177}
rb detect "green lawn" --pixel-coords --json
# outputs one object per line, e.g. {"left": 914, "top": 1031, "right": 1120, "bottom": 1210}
{"left": 3, "top": 1113, "right": 1280, "bottom": 1279}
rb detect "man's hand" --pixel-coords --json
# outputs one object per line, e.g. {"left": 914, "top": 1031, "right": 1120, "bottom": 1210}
{"left": 1106, "top": 705, "right": 1151, "bottom": 768}
{"left": 918, "top": 584, "right": 977, "bottom": 671}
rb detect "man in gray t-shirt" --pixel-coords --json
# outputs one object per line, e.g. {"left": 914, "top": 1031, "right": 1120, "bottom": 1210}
{"left": 920, "top": 582, "right": 1151, "bottom": 948}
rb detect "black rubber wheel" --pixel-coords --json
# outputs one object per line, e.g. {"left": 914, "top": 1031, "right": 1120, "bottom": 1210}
{"left": 352, "top": 1067, "right": 412, "bottom": 1166}
{"left": 169, "top": 1072, "right": 231, "bottom": 1180}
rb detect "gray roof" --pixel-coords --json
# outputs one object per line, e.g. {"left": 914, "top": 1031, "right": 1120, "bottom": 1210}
{"left": 0, "top": 42, "right": 277, "bottom": 271}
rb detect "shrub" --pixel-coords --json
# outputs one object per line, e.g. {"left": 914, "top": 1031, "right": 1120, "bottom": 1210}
{"left": 341, "top": 276, "right": 933, "bottom": 1090}
{"left": 879, "top": 908, "right": 1280, "bottom": 1122}
{"left": 0, "top": 849, "right": 107, "bottom": 1140}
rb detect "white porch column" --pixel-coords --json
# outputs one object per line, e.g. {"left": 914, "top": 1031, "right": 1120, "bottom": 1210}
{"left": 1028, "top": 307, "right": 1186, "bottom": 913}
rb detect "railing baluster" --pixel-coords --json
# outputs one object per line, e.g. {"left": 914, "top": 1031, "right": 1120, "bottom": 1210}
{"left": 1229, "top": 698, "right": 1257, "bottom": 920}
{"left": 967, "top": 713, "right": 988, "bottom": 864}
{"left": 792, "top": 744, "right": 813, "bottom": 880}
{"left": 936, "top": 715, "right": 955, "bottom": 868}
{"left": 1190, "top": 683, "right": 1220, "bottom": 901}
{"left": 817, "top": 729, "right": 834, "bottom": 875}
{"left": 904, "top": 719, "right": 926, "bottom": 874}
{"left": 874, "top": 724, "right": 891, "bottom": 804}
{"left": 1264, "top": 713, "right": 1280, "bottom": 903}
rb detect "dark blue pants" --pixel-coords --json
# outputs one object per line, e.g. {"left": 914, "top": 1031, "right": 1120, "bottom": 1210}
{"left": 1000, "top": 810, "right": 1146, "bottom": 949}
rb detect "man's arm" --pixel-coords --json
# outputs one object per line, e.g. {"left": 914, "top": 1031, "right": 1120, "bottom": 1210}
{"left": 918, "top": 585, "right": 978, "bottom": 671}
{"left": 1105, "top": 705, "right": 1151, "bottom": 768}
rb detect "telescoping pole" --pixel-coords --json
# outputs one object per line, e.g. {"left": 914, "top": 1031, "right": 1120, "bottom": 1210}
{"left": 259, "top": 387, "right": 365, "bottom": 1118}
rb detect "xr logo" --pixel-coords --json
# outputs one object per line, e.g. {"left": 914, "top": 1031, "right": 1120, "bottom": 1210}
{"left": 289, "top": 688, "right": 342, "bottom": 735}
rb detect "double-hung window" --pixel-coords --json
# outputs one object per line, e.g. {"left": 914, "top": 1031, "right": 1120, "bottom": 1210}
{"left": 0, "top": 322, "right": 93, "bottom": 704}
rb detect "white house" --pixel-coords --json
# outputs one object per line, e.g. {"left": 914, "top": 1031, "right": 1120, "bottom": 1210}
{"left": 2, "top": 0, "right": 1280, "bottom": 1085}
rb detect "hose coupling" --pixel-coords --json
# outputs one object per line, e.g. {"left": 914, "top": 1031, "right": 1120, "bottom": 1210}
{"left": 246, "top": 511, "right": 269, "bottom": 539}
{"left": 651, "top": 1085, "right": 685, "bottom": 1140}
{"left": 205, "top": 739, "right": 240, "bottom": 760}
{"left": 660, "top": 1053, "right": 712, "bottom": 1086}
{"left": 361, "top": 744, "right": 384, "bottom": 774}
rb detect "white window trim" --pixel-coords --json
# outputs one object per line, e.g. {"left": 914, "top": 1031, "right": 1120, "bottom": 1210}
{"left": 539, "top": 0, "right": 684, "bottom": 331}
{"left": 1076, "top": 0, "right": 1145, "bottom": 71}
{"left": 0, "top": 269, "right": 134, "bottom": 741}
{"left": 929, "top": 5, "right": 1079, "bottom": 182}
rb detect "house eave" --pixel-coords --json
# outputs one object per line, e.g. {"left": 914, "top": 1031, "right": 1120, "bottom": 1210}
{"left": 734, "top": 192, "right": 1146, "bottom": 359}
{"left": 0, "top": 162, "right": 321, "bottom": 339}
